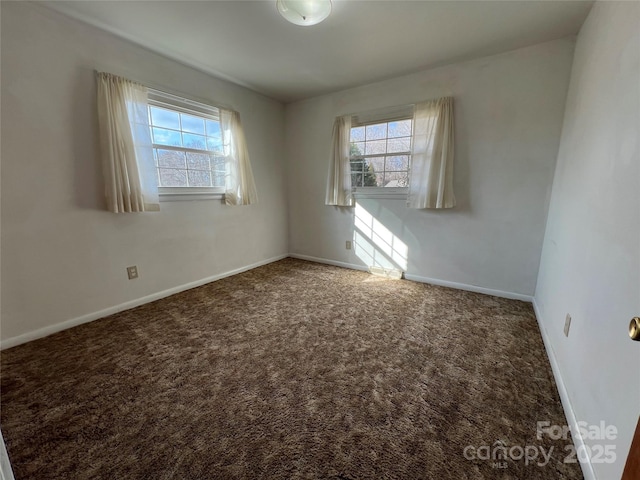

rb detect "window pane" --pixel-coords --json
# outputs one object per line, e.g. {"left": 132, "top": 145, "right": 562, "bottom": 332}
{"left": 150, "top": 107, "right": 180, "bottom": 130}
{"left": 159, "top": 168, "right": 187, "bottom": 187}
{"left": 364, "top": 165, "right": 378, "bottom": 187}
{"left": 365, "top": 140, "right": 386, "bottom": 155}
{"left": 366, "top": 157, "right": 385, "bottom": 175}
{"left": 212, "top": 173, "right": 226, "bottom": 187}
{"left": 180, "top": 114, "right": 205, "bottom": 135}
{"left": 350, "top": 159, "right": 364, "bottom": 170}
{"left": 384, "top": 171, "right": 409, "bottom": 187}
{"left": 182, "top": 133, "right": 207, "bottom": 150}
{"left": 207, "top": 137, "right": 223, "bottom": 152}
{"left": 351, "top": 142, "right": 365, "bottom": 156}
{"left": 186, "top": 152, "right": 211, "bottom": 170}
{"left": 149, "top": 96, "right": 226, "bottom": 190}
{"left": 153, "top": 127, "right": 181, "bottom": 147}
{"left": 386, "top": 155, "right": 410, "bottom": 171}
{"left": 366, "top": 158, "right": 385, "bottom": 187}
{"left": 350, "top": 159, "right": 365, "bottom": 187}
{"left": 387, "top": 137, "right": 411, "bottom": 153}
{"left": 211, "top": 155, "right": 226, "bottom": 170}
{"left": 206, "top": 120, "right": 221, "bottom": 137}
{"left": 365, "top": 123, "right": 387, "bottom": 141}
{"left": 157, "top": 149, "right": 186, "bottom": 168}
{"left": 347, "top": 118, "right": 412, "bottom": 189}
{"left": 351, "top": 173, "right": 361, "bottom": 188}
{"left": 187, "top": 170, "right": 212, "bottom": 187}
{"left": 350, "top": 126, "right": 365, "bottom": 142}
{"left": 388, "top": 119, "right": 412, "bottom": 138}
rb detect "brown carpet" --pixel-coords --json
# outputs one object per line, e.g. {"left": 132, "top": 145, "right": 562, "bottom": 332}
{"left": 1, "top": 258, "right": 582, "bottom": 479}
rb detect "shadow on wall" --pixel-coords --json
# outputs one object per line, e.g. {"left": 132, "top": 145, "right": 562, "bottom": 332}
{"left": 353, "top": 201, "right": 408, "bottom": 271}
{"left": 74, "top": 66, "right": 106, "bottom": 211}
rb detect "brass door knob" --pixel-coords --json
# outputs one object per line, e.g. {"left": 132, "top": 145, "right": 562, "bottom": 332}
{"left": 630, "top": 317, "right": 640, "bottom": 341}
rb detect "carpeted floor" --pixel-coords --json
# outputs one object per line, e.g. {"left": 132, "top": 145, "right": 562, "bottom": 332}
{"left": 1, "top": 258, "right": 582, "bottom": 479}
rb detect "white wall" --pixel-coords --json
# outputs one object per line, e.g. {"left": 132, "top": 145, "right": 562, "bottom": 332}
{"left": 0, "top": 2, "right": 288, "bottom": 343}
{"left": 534, "top": 2, "right": 640, "bottom": 478}
{"left": 285, "top": 38, "right": 575, "bottom": 297}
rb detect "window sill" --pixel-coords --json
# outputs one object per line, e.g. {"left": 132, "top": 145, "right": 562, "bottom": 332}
{"left": 159, "top": 187, "right": 225, "bottom": 202}
{"left": 352, "top": 187, "right": 408, "bottom": 200}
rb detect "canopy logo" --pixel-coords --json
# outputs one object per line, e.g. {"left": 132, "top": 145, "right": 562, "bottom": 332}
{"left": 463, "top": 440, "right": 554, "bottom": 468}
{"left": 463, "top": 420, "right": 618, "bottom": 469}
{"left": 537, "top": 420, "right": 618, "bottom": 441}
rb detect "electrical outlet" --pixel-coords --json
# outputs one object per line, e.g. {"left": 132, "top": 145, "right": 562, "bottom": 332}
{"left": 346, "top": 240, "right": 352, "bottom": 250}
{"left": 127, "top": 266, "right": 138, "bottom": 280}
{"left": 564, "top": 314, "right": 571, "bottom": 337}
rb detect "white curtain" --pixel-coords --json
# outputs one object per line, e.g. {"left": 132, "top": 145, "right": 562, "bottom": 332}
{"left": 220, "top": 109, "right": 258, "bottom": 206}
{"left": 325, "top": 115, "right": 353, "bottom": 207}
{"left": 96, "top": 72, "right": 159, "bottom": 213}
{"left": 407, "top": 97, "right": 456, "bottom": 209}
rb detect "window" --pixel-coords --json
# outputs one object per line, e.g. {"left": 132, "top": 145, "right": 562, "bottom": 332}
{"left": 350, "top": 118, "right": 412, "bottom": 189}
{"left": 147, "top": 90, "right": 225, "bottom": 197}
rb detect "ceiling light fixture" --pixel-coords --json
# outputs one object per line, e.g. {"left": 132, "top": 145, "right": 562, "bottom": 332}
{"left": 276, "top": 0, "right": 332, "bottom": 26}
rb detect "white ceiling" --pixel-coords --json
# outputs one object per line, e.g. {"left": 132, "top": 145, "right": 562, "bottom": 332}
{"left": 44, "top": 0, "right": 593, "bottom": 103}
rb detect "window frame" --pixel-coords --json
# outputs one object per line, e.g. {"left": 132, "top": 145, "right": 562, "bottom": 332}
{"left": 147, "top": 90, "right": 226, "bottom": 202}
{"left": 349, "top": 114, "right": 413, "bottom": 199}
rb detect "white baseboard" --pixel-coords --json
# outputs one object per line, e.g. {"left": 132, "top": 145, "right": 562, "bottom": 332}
{"left": 0, "top": 254, "right": 289, "bottom": 350}
{"left": 288, "top": 253, "right": 370, "bottom": 272}
{"left": 0, "top": 430, "right": 15, "bottom": 480}
{"left": 532, "top": 299, "right": 596, "bottom": 480}
{"left": 405, "top": 273, "right": 533, "bottom": 302}
{"left": 289, "top": 253, "right": 533, "bottom": 302}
